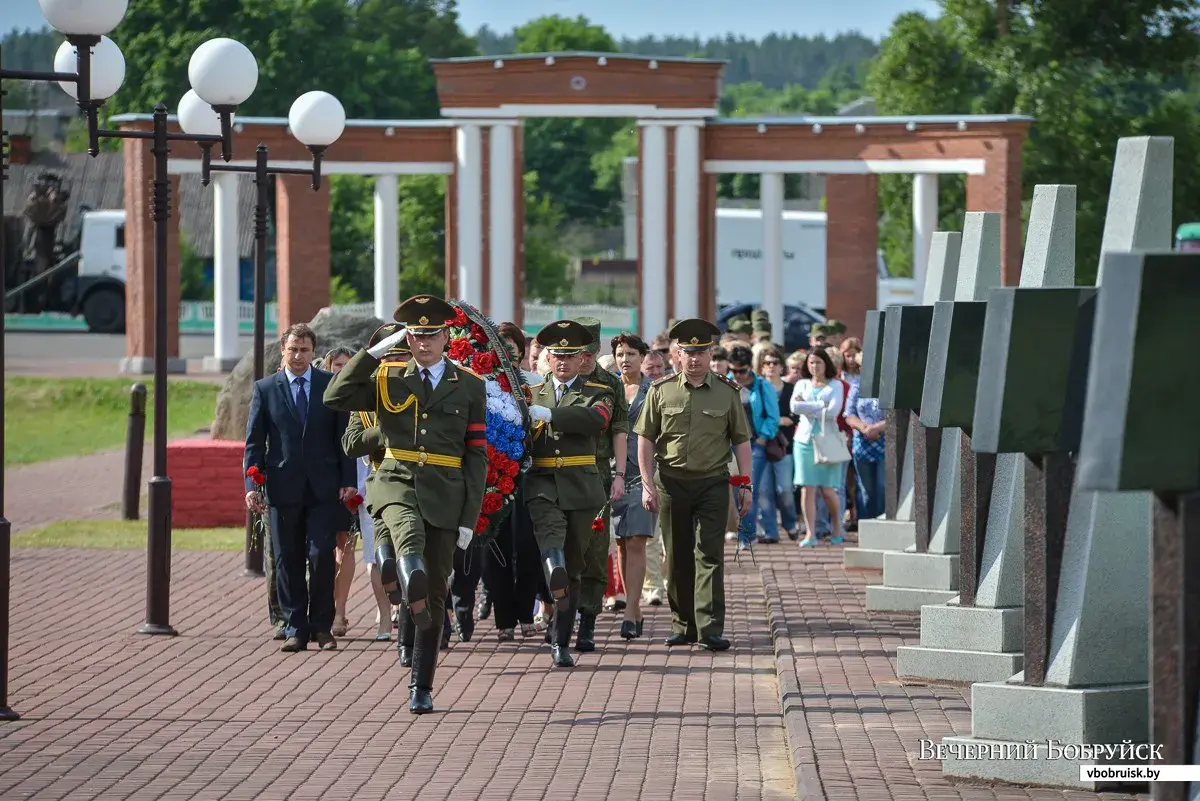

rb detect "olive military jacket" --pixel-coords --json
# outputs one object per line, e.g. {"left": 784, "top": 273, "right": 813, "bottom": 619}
{"left": 583, "top": 365, "right": 629, "bottom": 470}
{"left": 634, "top": 370, "right": 752, "bottom": 480}
{"left": 526, "top": 376, "right": 615, "bottom": 511}
{"left": 324, "top": 350, "right": 488, "bottom": 531}
{"left": 341, "top": 410, "right": 385, "bottom": 515}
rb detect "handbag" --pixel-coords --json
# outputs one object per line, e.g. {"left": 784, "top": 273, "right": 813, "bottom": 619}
{"left": 765, "top": 430, "right": 791, "bottom": 462}
{"left": 811, "top": 417, "right": 851, "bottom": 465}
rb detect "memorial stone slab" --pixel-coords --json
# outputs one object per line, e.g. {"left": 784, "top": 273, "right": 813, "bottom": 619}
{"left": 1075, "top": 250, "right": 1200, "bottom": 800}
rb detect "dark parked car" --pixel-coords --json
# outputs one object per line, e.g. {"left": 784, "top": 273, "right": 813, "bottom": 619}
{"left": 716, "top": 302, "right": 827, "bottom": 353}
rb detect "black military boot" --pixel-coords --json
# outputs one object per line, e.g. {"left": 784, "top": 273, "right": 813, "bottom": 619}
{"left": 550, "top": 603, "right": 577, "bottom": 668}
{"left": 541, "top": 549, "right": 569, "bottom": 612}
{"left": 396, "top": 602, "right": 415, "bottom": 667}
{"left": 575, "top": 612, "right": 597, "bottom": 653}
{"left": 398, "top": 554, "right": 431, "bottom": 630}
{"left": 377, "top": 542, "right": 403, "bottom": 605}
{"left": 408, "top": 626, "right": 439, "bottom": 714}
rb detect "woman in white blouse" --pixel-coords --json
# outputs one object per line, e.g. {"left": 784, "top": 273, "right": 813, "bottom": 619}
{"left": 789, "top": 348, "right": 846, "bottom": 547}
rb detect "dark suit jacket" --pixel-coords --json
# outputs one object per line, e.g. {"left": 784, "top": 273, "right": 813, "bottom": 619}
{"left": 244, "top": 367, "right": 356, "bottom": 508}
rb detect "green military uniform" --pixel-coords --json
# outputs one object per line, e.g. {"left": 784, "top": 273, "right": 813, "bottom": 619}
{"left": 634, "top": 318, "right": 752, "bottom": 650}
{"left": 575, "top": 318, "right": 629, "bottom": 648}
{"left": 526, "top": 320, "right": 616, "bottom": 668}
{"left": 751, "top": 309, "right": 772, "bottom": 342}
{"left": 324, "top": 297, "right": 487, "bottom": 714}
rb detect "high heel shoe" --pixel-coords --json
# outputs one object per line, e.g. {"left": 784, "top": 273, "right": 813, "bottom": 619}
{"left": 635, "top": 618, "right": 644, "bottom": 637}
{"left": 620, "top": 619, "right": 638, "bottom": 640}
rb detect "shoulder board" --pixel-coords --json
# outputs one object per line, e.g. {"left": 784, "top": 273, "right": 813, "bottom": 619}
{"left": 528, "top": 381, "right": 545, "bottom": 390}
{"left": 715, "top": 374, "right": 740, "bottom": 391}
{"left": 584, "top": 381, "right": 612, "bottom": 391}
{"left": 455, "top": 364, "right": 484, "bottom": 380}
{"left": 651, "top": 375, "right": 675, "bottom": 387}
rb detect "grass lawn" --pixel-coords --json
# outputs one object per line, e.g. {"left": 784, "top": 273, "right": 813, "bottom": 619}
{"left": 4, "top": 377, "right": 220, "bottom": 466}
{"left": 15, "top": 519, "right": 243, "bottom": 550}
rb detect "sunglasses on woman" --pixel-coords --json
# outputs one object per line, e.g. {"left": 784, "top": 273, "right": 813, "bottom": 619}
{"left": 762, "top": 359, "right": 781, "bottom": 366}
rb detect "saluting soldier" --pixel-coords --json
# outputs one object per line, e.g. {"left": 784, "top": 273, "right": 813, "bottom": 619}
{"left": 525, "top": 320, "right": 616, "bottom": 668}
{"left": 340, "top": 325, "right": 418, "bottom": 664}
{"left": 573, "top": 316, "right": 628, "bottom": 653}
{"left": 635, "top": 318, "right": 753, "bottom": 652}
{"left": 324, "top": 295, "right": 487, "bottom": 714}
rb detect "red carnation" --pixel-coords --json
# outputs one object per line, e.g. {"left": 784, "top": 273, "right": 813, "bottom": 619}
{"left": 345, "top": 492, "right": 364, "bottom": 512}
{"left": 481, "top": 492, "right": 503, "bottom": 515}
{"left": 474, "top": 515, "right": 490, "bottom": 534}
{"left": 497, "top": 475, "right": 515, "bottom": 495}
{"left": 591, "top": 515, "right": 605, "bottom": 532}
{"left": 487, "top": 466, "right": 499, "bottom": 484}
{"left": 449, "top": 338, "right": 475, "bottom": 362}
{"left": 452, "top": 307, "right": 469, "bottom": 328}
{"left": 502, "top": 460, "right": 520, "bottom": 478}
{"left": 246, "top": 466, "right": 266, "bottom": 487}
{"left": 472, "top": 351, "right": 497, "bottom": 375}
{"left": 469, "top": 323, "right": 488, "bottom": 345}
{"left": 497, "top": 372, "right": 511, "bottom": 393}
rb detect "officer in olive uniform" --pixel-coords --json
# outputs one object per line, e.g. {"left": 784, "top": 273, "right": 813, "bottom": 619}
{"left": 751, "top": 310, "right": 773, "bottom": 344}
{"left": 526, "top": 320, "right": 616, "bottom": 668}
{"left": 324, "top": 296, "right": 487, "bottom": 713}
{"left": 635, "top": 318, "right": 753, "bottom": 652}
{"left": 573, "top": 316, "right": 628, "bottom": 653}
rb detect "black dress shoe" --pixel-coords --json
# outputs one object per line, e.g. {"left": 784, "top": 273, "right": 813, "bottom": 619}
{"left": 453, "top": 611, "right": 474, "bottom": 643}
{"left": 398, "top": 645, "right": 413, "bottom": 667}
{"left": 665, "top": 633, "right": 697, "bottom": 647}
{"left": 550, "top": 644, "right": 575, "bottom": 667}
{"left": 409, "top": 687, "right": 434, "bottom": 714}
{"left": 698, "top": 635, "right": 731, "bottom": 652}
{"left": 620, "top": 620, "right": 638, "bottom": 640}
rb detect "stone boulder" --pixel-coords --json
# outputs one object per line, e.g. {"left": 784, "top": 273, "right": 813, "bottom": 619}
{"left": 211, "top": 307, "right": 384, "bottom": 441}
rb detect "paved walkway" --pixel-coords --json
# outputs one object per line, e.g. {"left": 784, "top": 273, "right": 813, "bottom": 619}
{"left": 0, "top": 541, "right": 1152, "bottom": 801}
{"left": 6, "top": 444, "right": 154, "bottom": 532}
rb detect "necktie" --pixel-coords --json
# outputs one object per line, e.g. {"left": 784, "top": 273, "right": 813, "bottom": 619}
{"left": 295, "top": 376, "right": 308, "bottom": 426}
{"left": 555, "top": 382, "right": 564, "bottom": 405}
{"left": 422, "top": 368, "right": 434, "bottom": 401}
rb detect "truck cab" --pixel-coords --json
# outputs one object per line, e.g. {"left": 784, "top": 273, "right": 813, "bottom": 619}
{"left": 75, "top": 210, "right": 127, "bottom": 332}
{"left": 1176, "top": 223, "right": 1200, "bottom": 253}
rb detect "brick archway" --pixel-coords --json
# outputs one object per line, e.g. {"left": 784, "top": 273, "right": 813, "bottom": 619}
{"left": 115, "top": 52, "right": 1030, "bottom": 370}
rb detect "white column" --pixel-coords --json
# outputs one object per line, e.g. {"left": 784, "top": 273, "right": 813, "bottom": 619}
{"left": 488, "top": 123, "right": 516, "bottom": 323}
{"left": 760, "top": 172, "right": 785, "bottom": 344}
{"left": 640, "top": 123, "right": 668, "bottom": 339}
{"left": 912, "top": 172, "right": 938, "bottom": 299}
{"left": 372, "top": 174, "right": 399, "bottom": 320}
{"left": 672, "top": 123, "right": 701, "bottom": 321}
{"left": 622, "top": 157, "right": 639, "bottom": 260}
{"left": 208, "top": 171, "right": 239, "bottom": 371}
{"left": 455, "top": 124, "right": 483, "bottom": 306}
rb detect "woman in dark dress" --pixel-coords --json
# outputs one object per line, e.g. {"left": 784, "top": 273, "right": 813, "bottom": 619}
{"left": 481, "top": 323, "right": 548, "bottom": 640}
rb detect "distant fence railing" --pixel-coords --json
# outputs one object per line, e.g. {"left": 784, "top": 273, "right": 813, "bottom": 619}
{"left": 6, "top": 301, "right": 640, "bottom": 337}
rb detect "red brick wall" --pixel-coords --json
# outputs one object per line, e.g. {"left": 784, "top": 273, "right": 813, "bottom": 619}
{"left": 825, "top": 174, "right": 879, "bottom": 337}
{"left": 123, "top": 136, "right": 181, "bottom": 359}
{"left": 966, "top": 136, "right": 1025, "bottom": 286}
{"left": 168, "top": 439, "right": 246, "bottom": 528}
{"left": 275, "top": 175, "right": 332, "bottom": 334}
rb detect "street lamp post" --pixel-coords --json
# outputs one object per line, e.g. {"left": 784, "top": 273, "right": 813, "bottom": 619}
{"left": 178, "top": 89, "right": 346, "bottom": 576}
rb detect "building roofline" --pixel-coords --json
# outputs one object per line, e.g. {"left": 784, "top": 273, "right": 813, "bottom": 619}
{"left": 712, "top": 114, "right": 1034, "bottom": 126}
{"left": 107, "top": 114, "right": 454, "bottom": 129}
{"left": 430, "top": 51, "right": 726, "bottom": 66}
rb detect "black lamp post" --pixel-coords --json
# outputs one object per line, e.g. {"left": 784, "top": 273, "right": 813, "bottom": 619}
{"left": 180, "top": 88, "right": 345, "bottom": 575}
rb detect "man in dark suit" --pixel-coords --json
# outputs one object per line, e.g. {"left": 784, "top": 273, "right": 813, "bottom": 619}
{"left": 245, "top": 322, "right": 357, "bottom": 653}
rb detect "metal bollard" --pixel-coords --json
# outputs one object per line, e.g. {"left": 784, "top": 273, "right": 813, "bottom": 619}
{"left": 122, "top": 384, "right": 147, "bottom": 521}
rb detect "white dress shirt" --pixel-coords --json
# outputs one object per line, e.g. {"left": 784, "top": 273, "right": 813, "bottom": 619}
{"left": 416, "top": 358, "right": 447, "bottom": 389}
{"left": 551, "top": 375, "right": 576, "bottom": 403}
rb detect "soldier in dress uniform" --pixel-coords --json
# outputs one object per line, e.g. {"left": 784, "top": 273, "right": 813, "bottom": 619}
{"left": 525, "top": 320, "right": 617, "bottom": 668}
{"left": 635, "top": 318, "right": 753, "bottom": 652}
{"left": 324, "top": 296, "right": 487, "bottom": 713}
{"left": 573, "top": 316, "right": 628, "bottom": 652}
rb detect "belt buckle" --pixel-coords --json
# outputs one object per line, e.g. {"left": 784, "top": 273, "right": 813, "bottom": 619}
{"left": 555, "top": 456, "right": 565, "bottom": 469}
{"left": 417, "top": 452, "right": 428, "bottom": 467}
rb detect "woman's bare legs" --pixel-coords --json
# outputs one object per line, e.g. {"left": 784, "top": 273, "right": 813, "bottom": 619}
{"left": 820, "top": 486, "right": 843, "bottom": 542}
{"left": 332, "top": 533, "right": 354, "bottom": 635}
{"left": 799, "top": 486, "right": 819, "bottom": 546}
{"left": 367, "top": 563, "right": 391, "bottom": 638}
{"left": 621, "top": 537, "right": 648, "bottom": 624}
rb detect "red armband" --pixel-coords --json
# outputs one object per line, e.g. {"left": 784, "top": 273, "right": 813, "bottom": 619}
{"left": 466, "top": 422, "right": 487, "bottom": 448}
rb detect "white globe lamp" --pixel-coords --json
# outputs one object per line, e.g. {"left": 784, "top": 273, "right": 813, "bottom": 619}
{"left": 288, "top": 91, "right": 346, "bottom": 147}
{"left": 177, "top": 89, "right": 228, "bottom": 137}
{"left": 39, "top": 0, "right": 128, "bottom": 36}
{"left": 54, "top": 36, "right": 125, "bottom": 100}
{"left": 188, "top": 38, "right": 259, "bottom": 107}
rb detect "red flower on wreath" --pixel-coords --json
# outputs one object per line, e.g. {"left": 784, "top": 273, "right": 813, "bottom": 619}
{"left": 502, "top": 459, "right": 520, "bottom": 478}
{"left": 451, "top": 306, "right": 469, "bottom": 329}
{"left": 449, "top": 338, "right": 475, "bottom": 362}
{"left": 487, "top": 466, "right": 499, "bottom": 485}
{"left": 469, "top": 323, "right": 488, "bottom": 346}
{"left": 481, "top": 491, "right": 503, "bottom": 515}
{"left": 474, "top": 514, "right": 490, "bottom": 534}
{"left": 471, "top": 350, "right": 497, "bottom": 375}
{"left": 497, "top": 475, "right": 515, "bottom": 495}
{"left": 496, "top": 372, "right": 511, "bottom": 393}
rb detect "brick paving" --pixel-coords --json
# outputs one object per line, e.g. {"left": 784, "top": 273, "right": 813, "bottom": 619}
{"left": 0, "top": 546, "right": 794, "bottom": 801}
{"left": 6, "top": 444, "right": 153, "bottom": 532}
{"left": 758, "top": 541, "right": 1151, "bottom": 801}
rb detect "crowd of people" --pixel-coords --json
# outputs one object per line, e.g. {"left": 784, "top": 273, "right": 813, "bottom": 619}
{"left": 243, "top": 297, "right": 883, "bottom": 714}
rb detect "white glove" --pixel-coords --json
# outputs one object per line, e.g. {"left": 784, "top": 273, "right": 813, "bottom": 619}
{"left": 528, "top": 405, "right": 552, "bottom": 423}
{"left": 368, "top": 327, "right": 407, "bottom": 359}
{"left": 457, "top": 526, "right": 473, "bottom": 549}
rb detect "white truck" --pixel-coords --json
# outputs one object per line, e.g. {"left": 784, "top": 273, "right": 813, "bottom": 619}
{"left": 5, "top": 208, "right": 127, "bottom": 333}
{"left": 714, "top": 208, "right": 917, "bottom": 311}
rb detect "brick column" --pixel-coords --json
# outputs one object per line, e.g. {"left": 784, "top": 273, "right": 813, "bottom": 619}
{"left": 966, "top": 135, "right": 1024, "bottom": 286}
{"left": 275, "top": 174, "right": 331, "bottom": 333}
{"left": 825, "top": 174, "right": 879, "bottom": 337}
{"left": 120, "top": 135, "right": 183, "bottom": 374}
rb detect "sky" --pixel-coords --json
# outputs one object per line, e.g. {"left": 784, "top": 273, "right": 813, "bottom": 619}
{"left": 5, "top": 0, "right": 938, "bottom": 42}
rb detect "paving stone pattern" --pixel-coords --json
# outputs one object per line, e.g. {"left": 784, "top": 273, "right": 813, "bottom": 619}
{"left": 0, "top": 541, "right": 1153, "bottom": 800}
